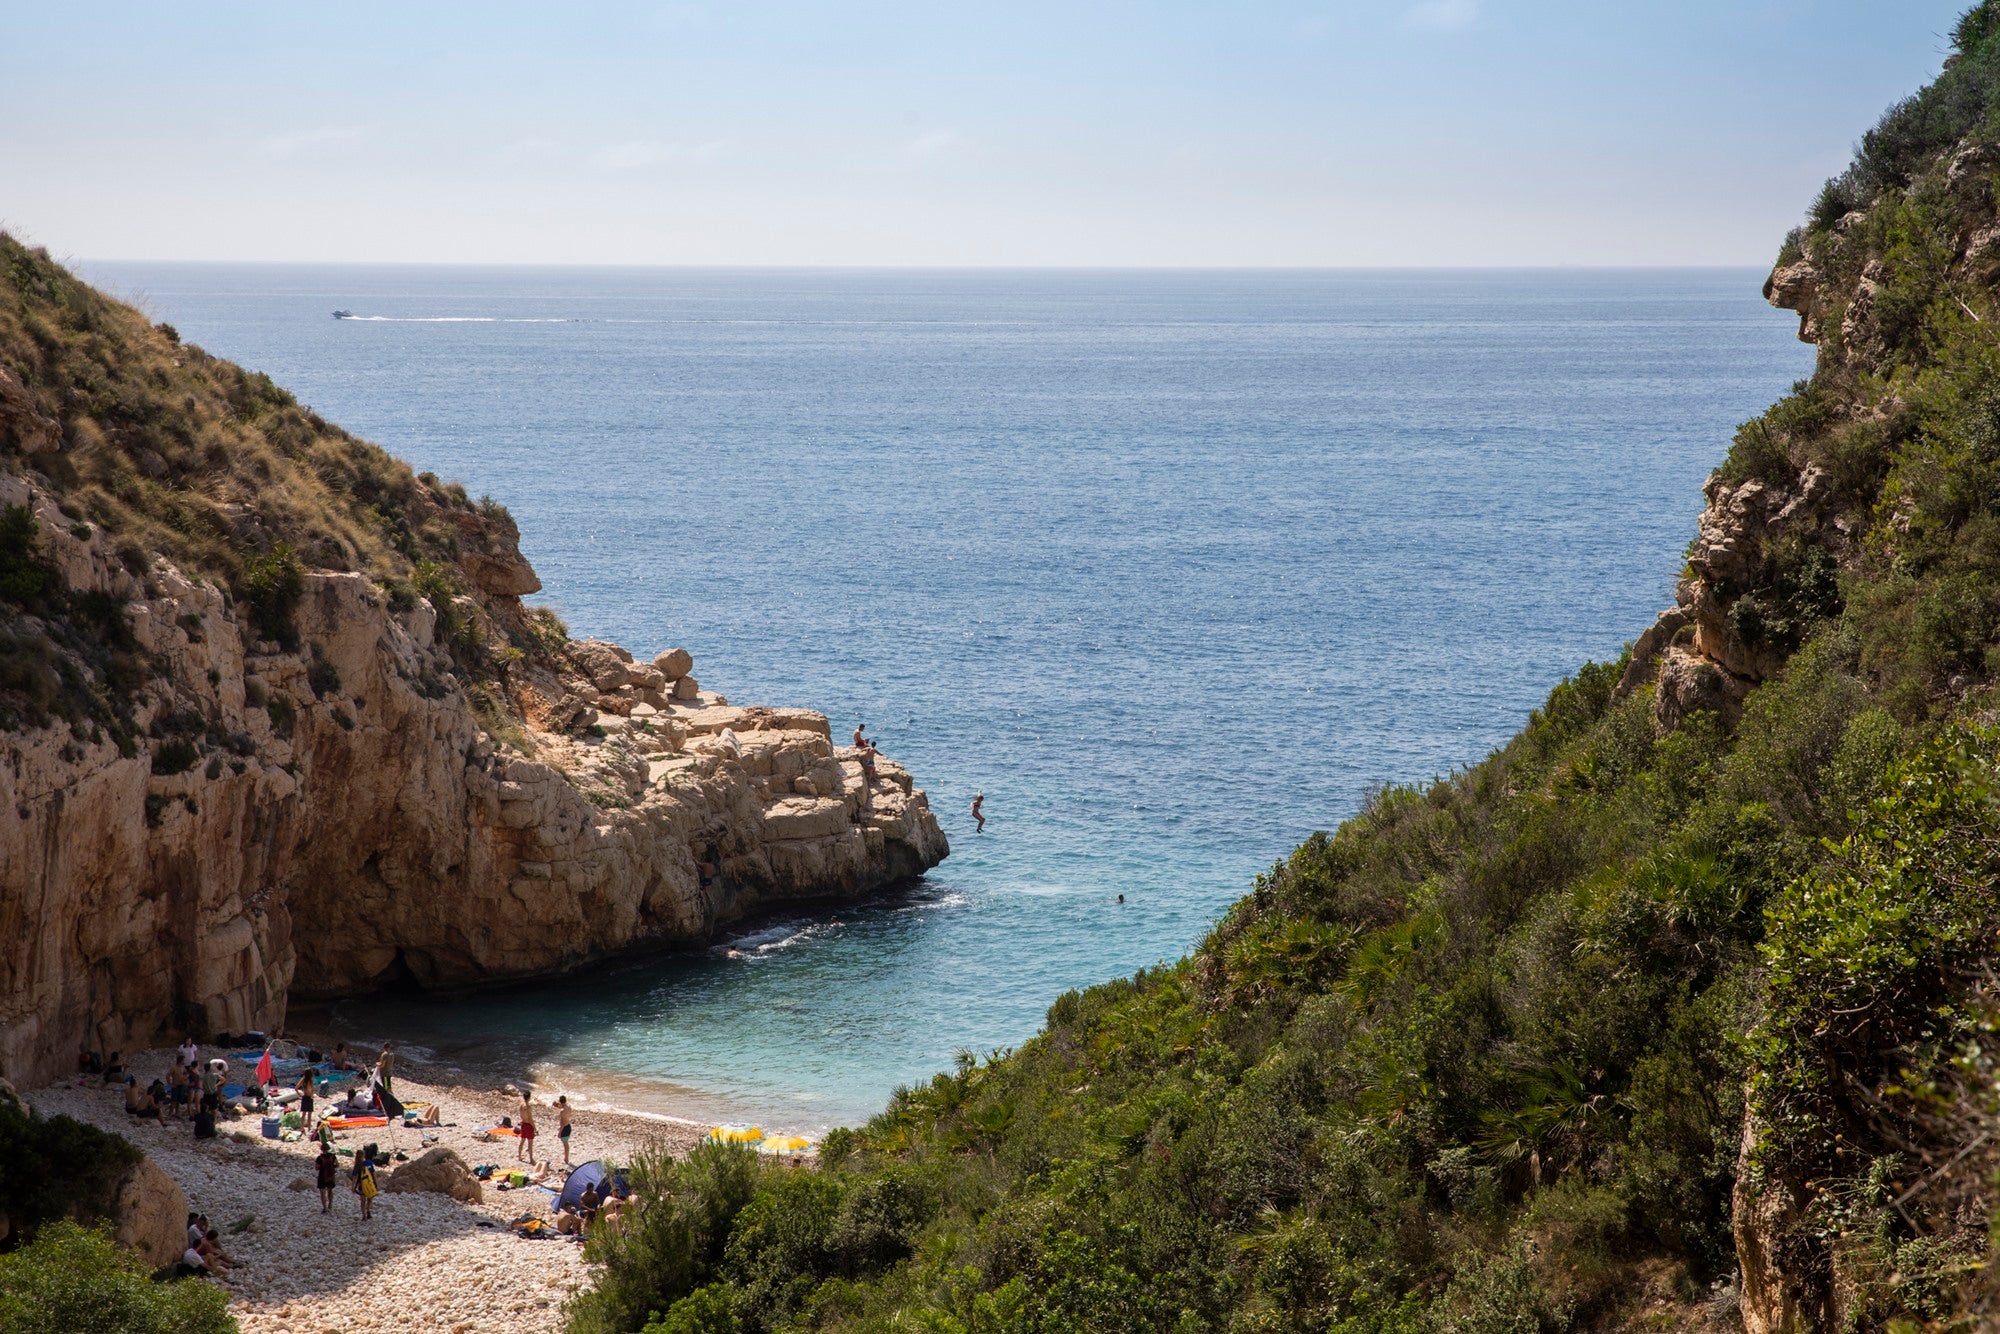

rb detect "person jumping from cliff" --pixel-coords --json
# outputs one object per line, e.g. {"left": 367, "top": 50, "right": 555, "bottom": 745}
{"left": 972, "top": 791, "right": 985, "bottom": 833}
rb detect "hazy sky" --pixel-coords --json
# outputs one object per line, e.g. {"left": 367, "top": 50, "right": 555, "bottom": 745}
{"left": 0, "top": 1, "right": 1973, "bottom": 266}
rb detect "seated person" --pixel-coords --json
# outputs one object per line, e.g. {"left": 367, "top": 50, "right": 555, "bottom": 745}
{"left": 554, "top": 1207, "right": 583, "bottom": 1235}
{"left": 197, "top": 1229, "right": 232, "bottom": 1276}
{"left": 123, "top": 1077, "right": 147, "bottom": 1116}
{"left": 578, "top": 1183, "right": 601, "bottom": 1228}
{"left": 101, "top": 1052, "right": 125, "bottom": 1083}
{"left": 77, "top": 1049, "right": 103, "bottom": 1075}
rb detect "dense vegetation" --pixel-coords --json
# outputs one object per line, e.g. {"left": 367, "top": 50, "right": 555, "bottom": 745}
{"left": 0, "top": 1222, "right": 235, "bottom": 1334}
{"left": 0, "top": 1099, "right": 231, "bottom": 1331}
{"left": 569, "top": 7, "right": 2000, "bottom": 1331}
{"left": 0, "top": 234, "right": 479, "bottom": 589}
{"left": 0, "top": 1096, "right": 142, "bottom": 1242}
{"left": 0, "top": 233, "right": 560, "bottom": 736}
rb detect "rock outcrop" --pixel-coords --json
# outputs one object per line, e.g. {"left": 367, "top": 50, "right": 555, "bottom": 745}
{"left": 386, "top": 1147, "right": 483, "bottom": 1203}
{"left": 110, "top": 1156, "right": 190, "bottom": 1271}
{"left": 0, "top": 468, "right": 946, "bottom": 1088}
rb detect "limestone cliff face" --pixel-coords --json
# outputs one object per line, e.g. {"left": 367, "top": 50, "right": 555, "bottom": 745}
{"left": 0, "top": 469, "right": 946, "bottom": 1088}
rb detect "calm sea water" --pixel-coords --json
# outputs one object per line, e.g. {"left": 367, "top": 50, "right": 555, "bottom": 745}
{"left": 84, "top": 264, "right": 1811, "bottom": 1130}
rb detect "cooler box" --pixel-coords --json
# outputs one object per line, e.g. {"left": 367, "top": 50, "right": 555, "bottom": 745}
{"left": 261, "top": 1116, "right": 282, "bottom": 1139}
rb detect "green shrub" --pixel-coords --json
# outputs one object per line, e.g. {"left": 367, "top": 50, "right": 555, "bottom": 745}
{"left": 150, "top": 738, "right": 199, "bottom": 776}
{"left": 0, "top": 1221, "right": 235, "bottom": 1334}
{"left": 567, "top": 1143, "right": 760, "bottom": 1334}
{"left": 239, "top": 544, "right": 303, "bottom": 649}
{"left": 0, "top": 504, "right": 52, "bottom": 606}
{"left": 0, "top": 1099, "right": 142, "bottom": 1239}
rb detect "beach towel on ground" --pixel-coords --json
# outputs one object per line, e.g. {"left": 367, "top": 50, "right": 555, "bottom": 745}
{"left": 324, "top": 1115, "right": 389, "bottom": 1130}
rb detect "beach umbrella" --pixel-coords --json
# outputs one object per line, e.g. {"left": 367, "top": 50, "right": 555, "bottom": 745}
{"left": 755, "top": 1135, "right": 816, "bottom": 1156}
{"left": 708, "top": 1124, "right": 764, "bottom": 1144}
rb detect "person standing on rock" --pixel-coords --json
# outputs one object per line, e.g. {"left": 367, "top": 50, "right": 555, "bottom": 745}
{"left": 315, "top": 1143, "right": 339, "bottom": 1214}
{"left": 517, "top": 1092, "right": 537, "bottom": 1164}
{"left": 971, "top": 791, "right": 985, "bottom": 833}
{"left": 557, "top": 1095, "right": 573, "bottom": 1166}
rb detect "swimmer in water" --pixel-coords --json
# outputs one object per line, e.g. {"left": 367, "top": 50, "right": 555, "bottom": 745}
{"left": 971, "top": 791, "right": 985, "bottom": 833}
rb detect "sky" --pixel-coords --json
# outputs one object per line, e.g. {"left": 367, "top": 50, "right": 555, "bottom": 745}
{"left": 0, "top": 1, "right": 1977, "bottom": 267}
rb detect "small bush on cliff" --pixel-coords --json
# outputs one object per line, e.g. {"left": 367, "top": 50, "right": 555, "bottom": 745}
{"left": 239, "top": 544, "right": 304, "bottom": 650}
{"left": 0, "top": 1221, "right": 236, "bottom": 1334}
{"left": 0, "top": 505, "right": 52, "bottom": 607}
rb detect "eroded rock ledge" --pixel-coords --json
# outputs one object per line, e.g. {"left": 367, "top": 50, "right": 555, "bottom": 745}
{"left": 0, "top": 473, "right": 946, "bottom": 1088}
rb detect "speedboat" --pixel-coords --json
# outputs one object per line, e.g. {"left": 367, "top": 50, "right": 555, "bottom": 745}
{"left": 332, "top": 309, "right": 354, "bottom": 319}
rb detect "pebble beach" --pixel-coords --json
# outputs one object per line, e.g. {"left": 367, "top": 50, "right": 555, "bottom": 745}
{"left": 28, "top": 1045, "right": 707, "bottom": 1334}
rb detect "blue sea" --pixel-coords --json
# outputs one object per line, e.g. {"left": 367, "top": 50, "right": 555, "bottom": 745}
{"left": 83, "top": 264, "right": 1813, "bottom": 1130}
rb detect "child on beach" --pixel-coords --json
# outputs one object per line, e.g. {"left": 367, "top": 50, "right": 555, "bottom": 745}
{"left": 315, "top": 1145, "right": 339, "bottom": 1213}
{"left": 352, "top": 1148, "right": 379, "bottom": 1221}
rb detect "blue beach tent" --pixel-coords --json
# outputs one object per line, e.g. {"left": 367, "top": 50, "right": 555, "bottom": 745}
{"left": 558, "top": 1160, "right": 630, "bottom": 1212}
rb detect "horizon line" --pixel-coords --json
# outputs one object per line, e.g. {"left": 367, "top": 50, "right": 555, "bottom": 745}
{"left": 69, "top": 257, "right": 1781, "bottom": 274}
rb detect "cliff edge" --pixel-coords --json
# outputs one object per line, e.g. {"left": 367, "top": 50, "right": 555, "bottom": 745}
{"left": 0, "top": 240, "right": 946, "bottom": 1088}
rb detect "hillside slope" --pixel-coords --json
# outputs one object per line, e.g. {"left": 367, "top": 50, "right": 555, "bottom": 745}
{"left": 0, "top": 238, "right": 947, "bottom": 1088}
{"left": 569, "top": 8, "right": 2000, "bottom": 1333}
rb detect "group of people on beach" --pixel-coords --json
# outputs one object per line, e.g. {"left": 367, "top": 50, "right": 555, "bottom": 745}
{"left": 92, "top": 1038, "right": 229, "bottom": 1135}
{"left": 177, "top": 1211, "right": 234, "bottom": 1279}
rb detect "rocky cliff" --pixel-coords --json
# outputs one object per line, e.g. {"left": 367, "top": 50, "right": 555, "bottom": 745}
{"left": 0, "top": 244, "right": 945, "bottom": 1090}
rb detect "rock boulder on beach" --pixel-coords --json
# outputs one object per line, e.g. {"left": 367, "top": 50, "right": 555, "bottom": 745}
{"left": 387, "top": 1147, "right": 484, "bottom": 1204}
{"left": 110, "top": 1156, "right": 189, "bottom": 1271}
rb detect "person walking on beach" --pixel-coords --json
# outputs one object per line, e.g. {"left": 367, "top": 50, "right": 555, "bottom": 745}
{"left": 557, "top": 1095, "right": 573, "bottom": 1166}
{"left": 517, "top": 1093, "right": 537, "bottom": 1164}
{"left": 315, "top": 1144, "right": 339, "bottom": 1214}
{"left": 352, "top": 1147, "right": 379, "bottom": 1221}
{"left": 971, "top": 791, "right": 985, "bottom": 833}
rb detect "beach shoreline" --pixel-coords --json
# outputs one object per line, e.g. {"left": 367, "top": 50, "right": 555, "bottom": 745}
{"left": 27, "top": 1042, "right": 710, "bottom": 1334}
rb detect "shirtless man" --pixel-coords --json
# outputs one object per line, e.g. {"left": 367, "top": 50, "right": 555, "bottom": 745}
{"left": 852, "top": 722, "right": 867, "bottom": 747}
{"left": 971, "top": 791, "right": 985, "bottom": 833}
{"left": 517, "top": 1092, "right": 538, "bottom": 1164}
{"left": 556, "top": 1095, "right": 574, "bottom": 1166}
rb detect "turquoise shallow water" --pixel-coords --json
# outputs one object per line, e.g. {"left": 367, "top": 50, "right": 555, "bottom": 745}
{"left": 87, "top": 264, "right": 1813, "bottom": 1130}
